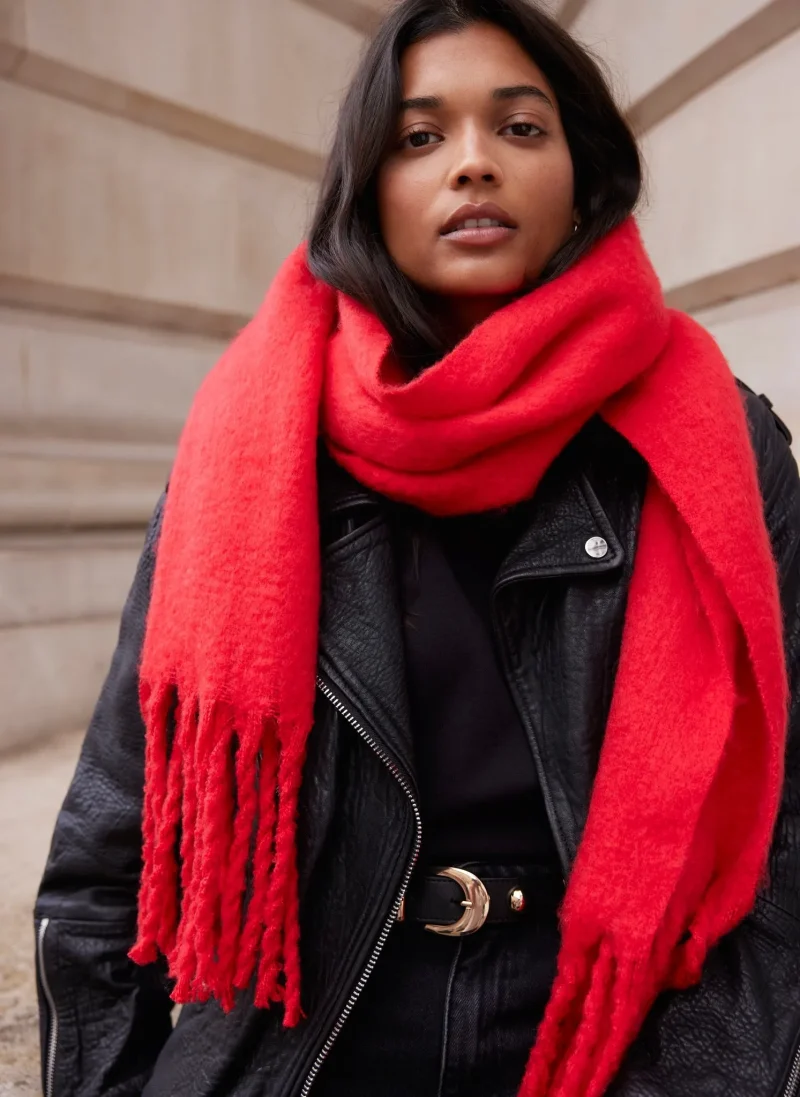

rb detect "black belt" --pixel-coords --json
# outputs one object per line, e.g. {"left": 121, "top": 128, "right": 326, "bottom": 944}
{"left": 398, "top": 866, "right": 564, "bottom": 937}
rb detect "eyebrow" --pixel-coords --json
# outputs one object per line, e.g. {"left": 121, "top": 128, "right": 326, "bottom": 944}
{"left": 399, "top": 95, "right": 443, "bottom": 111}
{"left": 399, "top": 84, "right": 555, "bottom": 112}
{"left": 493, "top": 84, "right": 555, "bottom": 109}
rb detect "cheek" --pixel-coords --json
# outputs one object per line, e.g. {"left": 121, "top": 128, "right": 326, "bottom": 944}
{"left": 556, "top": 160, "right": 576, "bottom": 220}
{"left": 525, "top": 152, "right": 575, "bottom": 228}
{"left": 377, "top": 167, "right": 432, "bottom": 272}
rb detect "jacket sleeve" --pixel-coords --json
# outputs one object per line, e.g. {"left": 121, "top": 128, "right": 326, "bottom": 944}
{"left": 609, "top": 390, "right": 800, "bottom": 1097}
{"left": 34, "top": 495, "right": 173, "bottom": 1097}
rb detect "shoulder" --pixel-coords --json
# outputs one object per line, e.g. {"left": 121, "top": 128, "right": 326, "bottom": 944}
{"left": 737, "top": 378, "right": 793, "bottom": 449}
{"left": 735, "top": 379, "right": 795, "bottom": 501}
{"left": 735, "top": 380, "right": 800, "bottom": 578}
{"left": 147, "top": 490, "right": 168, "bottom": 544}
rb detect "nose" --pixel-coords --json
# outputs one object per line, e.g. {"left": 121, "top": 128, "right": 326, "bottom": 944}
{"left": 447, "top": 125, "right": 503, "bottom": 189}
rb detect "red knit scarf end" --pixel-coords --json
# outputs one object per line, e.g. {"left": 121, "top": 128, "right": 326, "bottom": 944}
{"left": 518, "top": 910, "right": 709, "bottom": 1097}
{"left": 129, "top": 684, "right": 306, "bottom": 1025}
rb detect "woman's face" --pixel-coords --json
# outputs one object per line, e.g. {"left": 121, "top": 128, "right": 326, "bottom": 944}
{"left": 377, "top": 22, "right": 576, "bottom": 313}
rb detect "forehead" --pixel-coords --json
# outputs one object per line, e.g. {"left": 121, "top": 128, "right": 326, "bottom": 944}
{"left": 399, "top": 22, "right": 555, "bottom": 101}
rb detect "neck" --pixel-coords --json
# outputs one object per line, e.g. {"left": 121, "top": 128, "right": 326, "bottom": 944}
{"left": 435, "top": 293, "right": 515, "bottom": 348}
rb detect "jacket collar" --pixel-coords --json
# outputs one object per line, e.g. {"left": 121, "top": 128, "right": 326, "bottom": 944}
{"left": 317, "top": 418, "right": 628, "bottom": 582}
{"left": 317, "top": 440, "right": 376, "bottom": 517}
{"left": 496, "top": 442, "right": 626, "bottom": 587}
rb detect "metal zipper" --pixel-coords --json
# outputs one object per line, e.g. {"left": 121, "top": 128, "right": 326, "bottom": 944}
{"left": 300, "top": 677, "right": 422, "bottom": 1097}
{"left": 37, "top": 917, "right": 58, "bottom": 1097}
{"left": 784, "top": 1042, "right": 800, "bottom": 1097}
{"left": 490, "top": 585, "right": 571, "bottom": 877}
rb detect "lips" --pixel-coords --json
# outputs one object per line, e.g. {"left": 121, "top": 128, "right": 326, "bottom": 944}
{"left": 440, "top": 202, "right": 517, "bottom": 235}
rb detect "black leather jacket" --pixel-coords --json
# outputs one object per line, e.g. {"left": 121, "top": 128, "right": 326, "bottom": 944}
{"left": 35, "top": 385, "right": 800, "bottom": 1097}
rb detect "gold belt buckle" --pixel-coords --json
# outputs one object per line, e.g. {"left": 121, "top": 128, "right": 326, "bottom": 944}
{"left": 424, "top": 867, "right": 491, "bottom": 936}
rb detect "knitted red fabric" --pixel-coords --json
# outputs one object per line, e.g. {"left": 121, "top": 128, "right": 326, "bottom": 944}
{"left": 130, "top": 219, "right": 788, "bottom": 1095}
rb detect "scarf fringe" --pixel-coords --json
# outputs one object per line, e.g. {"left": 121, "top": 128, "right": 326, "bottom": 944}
{"left": 517, "top": 875, "right": 716, "bottom": 1097}
{"left": 129, "top": 686, "right": 305, "bottom": 1026}
{"left": 519, "top": 934, "right": 668, "bottom": 1097}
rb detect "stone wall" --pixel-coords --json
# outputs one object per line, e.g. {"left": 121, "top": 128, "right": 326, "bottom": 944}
{"left": 566, "top": 0, "right": 800, "bottom": 436}
{"left": 0, "top": 0, "right": 366, "bottom": 751}
{"left": 1, "top": 0, "right": 797, "bottom": 751}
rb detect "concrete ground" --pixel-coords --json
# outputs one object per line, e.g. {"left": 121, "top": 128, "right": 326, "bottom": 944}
{"left": 0, "top": 731, "right": 83, "bottom": 1096}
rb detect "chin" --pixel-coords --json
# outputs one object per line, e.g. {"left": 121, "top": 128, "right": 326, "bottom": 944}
{"left": 432, "top": 264, "right": 527, "bottom": 298}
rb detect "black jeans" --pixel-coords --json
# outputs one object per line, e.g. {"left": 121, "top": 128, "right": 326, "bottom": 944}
{"left": 314, "top": 864, "right": 562, "bottom": 1097}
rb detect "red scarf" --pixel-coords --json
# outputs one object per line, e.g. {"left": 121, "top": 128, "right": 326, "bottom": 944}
{"left": 130, "top": 219, "right": 787, "bottom": 1096}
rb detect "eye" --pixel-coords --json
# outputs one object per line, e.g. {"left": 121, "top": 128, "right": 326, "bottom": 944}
{"left": 400, "top": 129, "right": 443, "bottom": 150}
{"left": 501, "top": 121, "right": 545, "bottom": 138}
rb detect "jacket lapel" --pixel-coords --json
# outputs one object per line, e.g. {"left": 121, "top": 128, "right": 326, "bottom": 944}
{"left": 492, "top": 421, "right": 647, "bottom": 866}
{"left": 316, "top": 446, "right": 416, "bottom": 790}
{"left": 496, "top": 469, "right": 626, "bottom": 586}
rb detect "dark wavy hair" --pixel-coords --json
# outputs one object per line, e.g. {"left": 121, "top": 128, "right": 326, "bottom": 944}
{"left": 308, "top": 0, "right": 642, "bottom": 363}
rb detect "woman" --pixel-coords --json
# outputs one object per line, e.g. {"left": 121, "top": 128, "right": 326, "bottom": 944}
{"left": 35, "top": 1, "right": 800, "bottom": 1096}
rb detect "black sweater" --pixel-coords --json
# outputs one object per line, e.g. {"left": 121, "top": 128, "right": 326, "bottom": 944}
{"left": 389, "top": 500, "right": 560, "bottom": 868}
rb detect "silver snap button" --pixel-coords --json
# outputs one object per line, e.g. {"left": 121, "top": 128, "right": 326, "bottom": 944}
{"left": 508, "top": 888, "right": 526, "bottom": 913}
{"left": 585, "top": 536, "right": 608, "bottom": 559}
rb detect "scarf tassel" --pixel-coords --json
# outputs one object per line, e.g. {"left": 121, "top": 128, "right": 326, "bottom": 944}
{"left": 129, "top": 687, "right": 306, "bottom": 1026}
{"left": 518, "top": 941, "right": 658, "bottom": 1097}
{"left": 518, "top": 890, "right": 712, "bottom": 1097}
